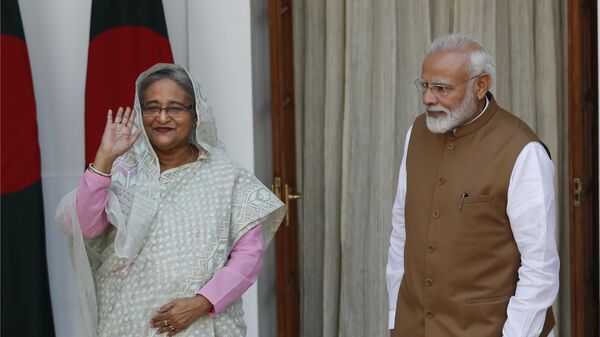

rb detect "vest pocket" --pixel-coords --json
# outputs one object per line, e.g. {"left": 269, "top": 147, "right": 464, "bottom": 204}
{"left": 461, "top": 193, "right": 494, "bottom": 206}
{"left": 464, "top": 293, "right": 512, "bottom": 305}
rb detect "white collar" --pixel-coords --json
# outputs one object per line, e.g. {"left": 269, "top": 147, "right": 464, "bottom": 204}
{"left": 453, "top": 95, "right": 489, "bottom": 135}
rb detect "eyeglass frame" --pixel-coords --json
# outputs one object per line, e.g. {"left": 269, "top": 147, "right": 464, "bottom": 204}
{"left": 413, "top": 73, "right": 484, "bottom": 98}
{"left": 141, "top": 103, "right": 194, "bottom": 117}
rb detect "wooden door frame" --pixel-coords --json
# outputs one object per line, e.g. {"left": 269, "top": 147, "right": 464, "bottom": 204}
{"left": 268, "top": 0, "right": 300, "bottom": 336}
{"left": 568, "top": 0, "right": 599, "bottom": 336}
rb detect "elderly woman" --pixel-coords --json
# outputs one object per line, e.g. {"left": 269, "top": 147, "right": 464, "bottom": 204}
{"left": 56, "top": 63, "right": 285, "bottom": 337}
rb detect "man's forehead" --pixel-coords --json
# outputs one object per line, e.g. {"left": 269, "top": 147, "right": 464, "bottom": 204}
{"left": 421, "top": 50, "right": 469, "bottom": 81}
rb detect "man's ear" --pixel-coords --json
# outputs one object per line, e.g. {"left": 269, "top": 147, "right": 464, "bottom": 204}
{"left": 474, "top": 74, "right": 490, "bottom": 100}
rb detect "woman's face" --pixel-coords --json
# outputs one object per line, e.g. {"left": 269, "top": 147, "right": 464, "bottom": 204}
{"left": 141, "top": 78, "right": 195, "bottom": 153}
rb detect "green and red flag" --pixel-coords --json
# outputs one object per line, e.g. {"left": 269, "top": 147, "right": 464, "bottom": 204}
{"left": 1, "top": 0, "right": 56, "bottom": 335}
{"left": 85, "top": 0, "right": 174, "bottom": 163}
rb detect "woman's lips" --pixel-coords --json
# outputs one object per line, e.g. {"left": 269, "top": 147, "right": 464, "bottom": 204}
{"left": 154, "top": 127, "right": 174, "bottom": 133}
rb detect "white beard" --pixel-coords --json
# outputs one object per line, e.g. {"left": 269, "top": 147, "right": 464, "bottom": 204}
{"left": 425, "top": 89, "right": 478, "bottom": 134}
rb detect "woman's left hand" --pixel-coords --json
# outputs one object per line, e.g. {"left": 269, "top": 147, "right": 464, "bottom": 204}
{"left": 150, "top": 295, "right": 214, "bottom": 336}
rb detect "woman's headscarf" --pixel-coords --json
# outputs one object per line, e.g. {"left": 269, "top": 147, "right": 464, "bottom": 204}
{"left": 108, "top": 63, "right": 223, "bottom": 261}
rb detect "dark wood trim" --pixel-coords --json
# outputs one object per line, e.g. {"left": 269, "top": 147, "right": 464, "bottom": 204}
{"left": 568, "top": 0, "right": 599, "bottom": 336}
{"left": 268, "top": 0, "right": 300, "bottom": 336}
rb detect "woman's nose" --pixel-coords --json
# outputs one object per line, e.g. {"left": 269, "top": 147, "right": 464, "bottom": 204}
{"left": 157, "top": 110, "right": 170, "bottom": 123}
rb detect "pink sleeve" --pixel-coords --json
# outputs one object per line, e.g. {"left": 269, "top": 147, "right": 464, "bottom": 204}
{"left": 197, "top": 225, "right": 264, "bottom": 315}
{"left": 76, "top": 170, "right": 111, "bottom": 239}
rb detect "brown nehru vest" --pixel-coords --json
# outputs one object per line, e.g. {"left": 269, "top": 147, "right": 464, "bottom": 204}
{"left": 392, "top": 94, "right": 555, "bottom": 337}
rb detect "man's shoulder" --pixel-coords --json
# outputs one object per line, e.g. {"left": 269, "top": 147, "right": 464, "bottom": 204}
{"left": 491, "top": 104, "right": 550, "bottom": 157}
{"left": 492, "top": 105, "right": 539, "bottom": 139}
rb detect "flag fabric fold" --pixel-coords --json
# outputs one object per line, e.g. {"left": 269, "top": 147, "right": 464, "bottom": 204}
{"left": 1, "top": 0, "right": 56, "bottom": 335}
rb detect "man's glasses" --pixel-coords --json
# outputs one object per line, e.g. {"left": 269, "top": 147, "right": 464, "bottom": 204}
{"left": 141, "top": 104, "right": 193, "bottom": 117}
{"left": 414, "top": 73, "right": 483, "bottom": 97}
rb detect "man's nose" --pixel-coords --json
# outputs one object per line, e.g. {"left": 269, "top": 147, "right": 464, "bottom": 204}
{"left": 422, "top": 87, "right": 437, "bottom": 105}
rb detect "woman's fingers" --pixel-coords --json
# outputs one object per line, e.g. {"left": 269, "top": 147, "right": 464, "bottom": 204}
{"left": 150, "top": 316, "right": 178, "bottom": 334}
{"left": 150, "top": 317, "right": 167, "bottom": 329}
{"left": 109, "top": 106, "right": 137, "bottom": 130}
{"left": 158, "top": 302, "right": 174, "bottom": 313}
{"left": 121, "top": 106, "right": 132, "bottom": 126}
{"left": 120, "top": 107, "right": 128, "bottom": 124}
{"left": 107, "top": 106, "right": 138, "bottom": 131}
{"left": 114, "top": 106, "right": 124, "bottom": 123}
{"left": 153, "top": 324, "right": 169, "bottom": 334}
{"left": 130, "top": 128, "right": 143, "bottom": 144}
{"left": 150, "top": 308, "right": 171, "bottom": 326}
{"left": 156, "top": 322, "right": 178, "bottom": 336}
{"left": 106, "top": 109, "right": 113, "bottom": 124}
{"left": 126, "top": 107, "right": 136, "bottom": 129}
{"left": 131, "top": 128, "right": 142, "bottom": 139}
{"left": 150, "top": 303, "right": 177, "bottom": 334}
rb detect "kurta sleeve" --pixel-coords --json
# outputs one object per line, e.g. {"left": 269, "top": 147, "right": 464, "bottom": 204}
{"left": 503, "top": 142, "right": 559, "bottom": 337}
{"left": 386, "top": 126, "right": 412, "bottom": 330}
{"left": 76, "top": 170, "right": 111, "bottom": 239}
{"left": 197, "top": 225, "right": 264, "bottom": 315}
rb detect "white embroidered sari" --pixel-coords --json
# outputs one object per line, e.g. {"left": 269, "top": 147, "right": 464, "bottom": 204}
{"left": 56, "top": 64, "right": 285, "bottom": 337}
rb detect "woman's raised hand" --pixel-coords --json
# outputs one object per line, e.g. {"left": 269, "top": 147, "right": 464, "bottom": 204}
{"left": 92, "top": 107, "right": 142, "bottom": 173}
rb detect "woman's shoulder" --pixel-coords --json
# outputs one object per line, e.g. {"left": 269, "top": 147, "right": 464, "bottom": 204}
{"left": 202, "top": 149, "right": 242, "bottom": 175}
{"left": 206, "top": 150, "right": 256, "bottom": 178}
{"left": 207, "top": 149, "right": 236, "bottom": 167}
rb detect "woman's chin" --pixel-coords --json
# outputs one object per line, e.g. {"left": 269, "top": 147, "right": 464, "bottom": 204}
{"left": 149, "top": 139, "right": 181, "bottom": 153}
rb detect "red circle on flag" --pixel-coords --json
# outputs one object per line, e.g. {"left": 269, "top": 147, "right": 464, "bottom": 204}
{"left": 85, "top": 26, "right": 173, "bottom": 164}
{"left": 1, "top": 35, "right": 42, "bottom": 194}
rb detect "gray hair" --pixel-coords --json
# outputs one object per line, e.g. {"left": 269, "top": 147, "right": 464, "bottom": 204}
{"left": 426, "top": 34, "right": 496, "bottom": 88}
{"left": 138, "top": 66, "right": 195, "bottom": 106}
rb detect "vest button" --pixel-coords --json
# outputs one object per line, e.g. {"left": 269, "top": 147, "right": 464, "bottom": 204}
{"left": 432, "top": 210, "right": 440, "bottom": 218}
{"left": 427, "top": 244, "right": 437, "bottom": 253}
{"left": 437, "top": 176, "right": 445, "bottom": 185}
{"left": 425, "top": 311, "right": 434, "bottom": 319}
{"left": 447, "top": 142, "right": 455, "bottom": 150}
{"left": 425, "top": 278, "right": 433, "bottom": 287}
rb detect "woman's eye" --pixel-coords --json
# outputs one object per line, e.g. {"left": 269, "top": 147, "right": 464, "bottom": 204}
{"left": 167, "top": 107, "right": 185, "bottom": 114}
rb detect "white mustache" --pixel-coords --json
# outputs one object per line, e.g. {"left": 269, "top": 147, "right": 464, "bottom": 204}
{"left": 425, "top": 105, "right": 450, "bottom": 114}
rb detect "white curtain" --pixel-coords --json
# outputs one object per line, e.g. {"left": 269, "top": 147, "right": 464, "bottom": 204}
{"left": 293, "top": 1, "right": 569, "bottom": 336}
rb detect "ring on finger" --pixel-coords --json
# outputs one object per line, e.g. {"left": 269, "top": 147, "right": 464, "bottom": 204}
{"left": 170, "top": 326, "right": 175, "bottom": 332}
{"left": 163, "top": 320, "right": 169, "bottom": 327}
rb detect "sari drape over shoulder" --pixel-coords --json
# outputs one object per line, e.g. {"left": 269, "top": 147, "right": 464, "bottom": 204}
{"left": 56, "top": 64, "right": 285, "bottom": 337}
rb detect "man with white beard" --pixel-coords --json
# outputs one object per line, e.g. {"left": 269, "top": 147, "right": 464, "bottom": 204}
{"left": 386, "top": 34, "right": 559, "bottom": 337}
